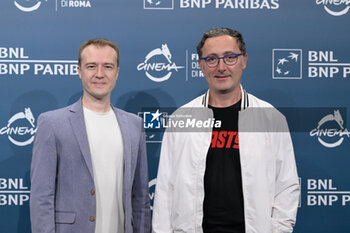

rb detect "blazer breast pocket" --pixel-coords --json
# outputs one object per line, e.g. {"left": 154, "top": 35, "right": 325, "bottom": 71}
{"left": 55, "top": 211, "right": 76, "bottom": 224}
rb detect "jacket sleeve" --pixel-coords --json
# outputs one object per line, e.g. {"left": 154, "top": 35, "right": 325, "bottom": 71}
{"left": 30, "top": 114, "right": 57, "bottom": 233}
{"left": 132, "top": 127, "right": 151, "bottom": 233}
{"left": 152, "top": 130, "right": 174, "bottom": 233}
{"left": 271, "top": 117, "right": 300, "bottom": 233}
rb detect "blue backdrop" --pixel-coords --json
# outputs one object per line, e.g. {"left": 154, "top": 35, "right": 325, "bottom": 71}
{"left": 1, "top": 0, "right": 350, "bottom": 232}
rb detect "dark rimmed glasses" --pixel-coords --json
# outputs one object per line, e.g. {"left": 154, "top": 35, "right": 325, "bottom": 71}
{"left": 201, "top": 53, "right": 242, "bottom": 68}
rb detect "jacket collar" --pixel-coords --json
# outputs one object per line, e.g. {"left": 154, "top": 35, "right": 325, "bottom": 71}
{"left": 202, "top": 85, "right": 249, "bottom": 110}
{"left": 68, "top": 98, "right": 94, "bottom": 178}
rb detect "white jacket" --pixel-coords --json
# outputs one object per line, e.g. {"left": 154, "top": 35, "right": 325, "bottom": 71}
{"left": 152, "top": 87, "right": 300, "bottom": 233}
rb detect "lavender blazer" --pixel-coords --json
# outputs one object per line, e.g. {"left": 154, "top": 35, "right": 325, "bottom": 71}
{"left": 30, "top": 98, "right": 150, "bottom": 233}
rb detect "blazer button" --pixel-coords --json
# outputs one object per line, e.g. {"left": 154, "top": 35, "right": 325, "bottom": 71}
{"left": 90, "top": 189, "right": 95, "bottom": 195}
{"left": 90, "top": 216, "right": 95, "bottom": 222}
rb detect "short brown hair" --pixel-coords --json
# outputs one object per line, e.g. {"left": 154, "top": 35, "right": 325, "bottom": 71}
{"left": 78, "top": 38, "right": 120, "bottom": 67}
{"left": 197, "top": 28, "right": 246, "bottom": 59}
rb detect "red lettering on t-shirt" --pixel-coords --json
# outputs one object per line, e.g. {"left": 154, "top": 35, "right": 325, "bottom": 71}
{"left": 217, "top": 131, "right": 227, "bottom": 148}
{"left": 233, "top": 133, "right": 239, "bottom": 149}
{"left": 210, "top": 130, "right": 239, "bottom": 149}
{"left": 211, "top": 131, "right": 218, "bottom": 148}
{"left": 226, "top": 131, "right": 236, "bottom": 148}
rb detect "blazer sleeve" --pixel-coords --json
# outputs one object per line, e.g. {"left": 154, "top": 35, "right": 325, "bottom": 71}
{"left": 132, "top": 125, "right": 151, "bottom": 233}
{"left": 271, "top": 117, "right": 300, "bottom": 233}
{"left": 30, "top": 114, "right": 57, "bottom": 233}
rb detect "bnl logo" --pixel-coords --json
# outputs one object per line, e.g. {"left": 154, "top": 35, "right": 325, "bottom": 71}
{"left": 143, "top": 110, "right": 163, "bottom": 129}
{"left": 273, "top": 49, "right": 302, "bottom": 79}
{"left": 144, "top": 0, "right": 174, "bottom": 9}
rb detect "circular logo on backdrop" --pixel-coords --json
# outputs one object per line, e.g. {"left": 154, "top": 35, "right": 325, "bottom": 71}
{"left": 14, "top": 0, "right": 47, "bottom": 12}
{"left": 310, "top": 110, "right": 350, "bottom": 148}
{"left": 0, "top": 108, "right": 37, "bottom": 146}
{"left": 316, "top": 0, "right": 350, "bottom": 16}
{"left": 137, "top": 44, "right": 184, "bottom": 82}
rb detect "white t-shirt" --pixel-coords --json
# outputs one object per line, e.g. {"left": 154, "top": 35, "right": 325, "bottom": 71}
{"left": 84, "top": 107, "right": 124, "bottom": 233}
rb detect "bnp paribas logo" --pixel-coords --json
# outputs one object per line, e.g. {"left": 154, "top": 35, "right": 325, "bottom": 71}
{"left": 143, "top": 0, "right": 174, "bottom": 9}
{"left": 272, "top": 49, "right": 302, "bottom": 80}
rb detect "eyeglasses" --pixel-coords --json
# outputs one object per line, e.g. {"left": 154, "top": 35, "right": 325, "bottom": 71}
{"left": 201, "top": 53, "right": 242, "bottom": 68}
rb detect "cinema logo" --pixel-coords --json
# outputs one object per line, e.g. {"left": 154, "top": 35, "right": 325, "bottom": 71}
{"left": 14, "top": 0, "right": 47, "bottom": 12}
{"left": 310, "top": 110, "right": 350, "bottom": 148}
{"left": 0, "top": 178, "right": 30, "bottom": 206}
{"left": 0, "top": 108, "right": 37, "bottom": 146}
{"left": 137, "top": 44, "right": 184, "bottom": 82}
{"left": 316, "top": 0, "right": 350, "bottom": 16}
{"left": 307, "top": 179, "right": 350, "bottom": 206}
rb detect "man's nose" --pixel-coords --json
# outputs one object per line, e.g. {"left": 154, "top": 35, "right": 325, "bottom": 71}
{"left": 96, "top": 66, "right": 104, "bottom": 78}
{"left": 217, "top": 58, "right": 227, "bottom": 71}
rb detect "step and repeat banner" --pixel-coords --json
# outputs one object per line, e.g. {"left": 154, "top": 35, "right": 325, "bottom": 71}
{"left": 1, "top": 0, "right": 349, "bottom": 232}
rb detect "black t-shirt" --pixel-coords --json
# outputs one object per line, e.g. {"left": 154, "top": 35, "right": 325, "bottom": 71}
{"left": 202, "top": 100, "right": 245, "bottom": 233}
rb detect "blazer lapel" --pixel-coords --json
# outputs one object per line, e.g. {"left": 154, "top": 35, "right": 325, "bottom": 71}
{"left": 69, "top": 99, "right": 94, "bottom": 178}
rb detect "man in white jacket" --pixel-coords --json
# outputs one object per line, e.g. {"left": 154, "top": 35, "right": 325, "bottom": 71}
{"left": 152, "top": 28, "right": 300, "bottom": 233}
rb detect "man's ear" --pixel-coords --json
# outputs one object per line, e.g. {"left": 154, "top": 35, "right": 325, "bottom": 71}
{"left": 242, "top": 53, "right": 248, "bottom": 70}
{"left": 198, "top": 59, "right": 205, "bottom": 71}
{"left": 77, "top": 66, "right": 82, "bottom": 79}
{"left": 115, "top": 67, "right": 120, "bottom": 80}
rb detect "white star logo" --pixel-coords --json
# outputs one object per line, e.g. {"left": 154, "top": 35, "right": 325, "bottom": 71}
{"left": 288, "top": 52, "right": 299, "bottom": 62}
{"left": 151, "top": 109, "right": 162, "bottom": 122}
{"left": 278, "top": 58, "right": 289, "bottom": 65}
{"left": 276, "top": 67, "right": 282, "bottom": 74}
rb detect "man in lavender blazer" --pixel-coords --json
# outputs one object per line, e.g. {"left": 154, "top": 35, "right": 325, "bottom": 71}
{"left": 30, "top": 39, "right": 150, "bottom": 233}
